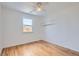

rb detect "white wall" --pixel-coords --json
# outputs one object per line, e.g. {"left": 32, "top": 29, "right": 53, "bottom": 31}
{"left": 0, "top": 5, "right": 3, "bottom": 54}
{"left": 44, "top": 5, "right": 79, "bottom": 51}
{"left": 0, "top": 4, "right": 1, "bottom": 48}
{"left": 0, "top": 4, "right": 2, "bottom": 54}
{"left": 0, "top": 4, "right": 4, "bottom": 54}
{"left": 2, "top": 7, "right": 43, "bottom": 48}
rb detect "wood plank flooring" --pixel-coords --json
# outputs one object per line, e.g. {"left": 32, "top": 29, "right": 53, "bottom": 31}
{"left": 1, "top": 40, "right": 79, "bottom": 56}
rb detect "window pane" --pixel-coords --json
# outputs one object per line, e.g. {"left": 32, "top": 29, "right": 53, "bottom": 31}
{"left": 23, "top": 18, "right": 32, "bottom": 32}
{"left": 23, "top": 26, "right": 32, "bottom": 32}
{"left": 23, "top": 18, "right": 32, "bottom": 25}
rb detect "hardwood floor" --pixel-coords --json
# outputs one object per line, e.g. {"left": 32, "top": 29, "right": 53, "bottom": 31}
{"left": 1, "top": 40, "right": 79, "bottom": 56}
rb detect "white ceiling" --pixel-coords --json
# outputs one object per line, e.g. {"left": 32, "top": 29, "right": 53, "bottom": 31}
{"left": 1, "top": 2, "right": 79, "bottom": 16}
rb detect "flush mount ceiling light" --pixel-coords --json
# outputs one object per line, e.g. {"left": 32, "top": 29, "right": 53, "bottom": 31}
{"left": 29, "top": 2, "right": 48, "bottom": 14}
{"left": 36, "top": 2, "right": 44, "bottom": 12}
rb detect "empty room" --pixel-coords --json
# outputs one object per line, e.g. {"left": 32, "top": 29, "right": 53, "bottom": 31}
{"left": 0, "top": 2, "right": 79, "bottom": 56}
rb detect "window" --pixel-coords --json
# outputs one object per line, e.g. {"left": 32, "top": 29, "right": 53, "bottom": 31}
{"left": 23, "top": 18, "right": 32, "bottom": 32}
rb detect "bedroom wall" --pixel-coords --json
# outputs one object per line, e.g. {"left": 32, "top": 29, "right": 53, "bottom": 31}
{"left": 0, "top": 5, "right": 2, "bottom": 49}
{"left": 0, "top": 4, "right": 1, "bottom": 54}
{"left": 44, "top": 5, "right": 79, "bottom": 51}
{"left": 0, "top": 4, "right": 1, "bottom": 48}
{"left": 2, "top": 6, "right": 43, "bottom": 48}
{"left": 0, "top": 4, "right": 3, "bottom": 53}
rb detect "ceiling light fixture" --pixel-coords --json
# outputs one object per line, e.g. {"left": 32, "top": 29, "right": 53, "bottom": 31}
{"left": 36, "top": 2, "right": 43, "bottom": 11}
{"left": 29, "top": 2, "right": 48, "bottom": 15}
